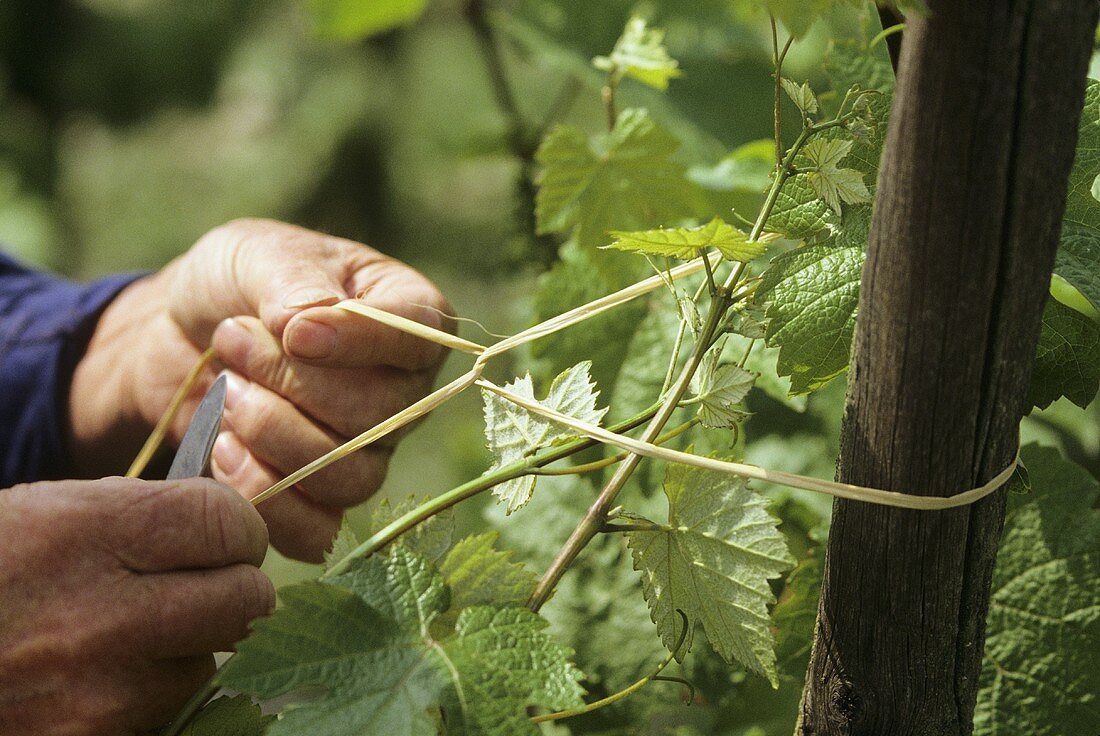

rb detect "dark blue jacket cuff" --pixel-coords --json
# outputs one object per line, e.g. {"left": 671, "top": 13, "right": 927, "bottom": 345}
{"left": 0, "top": 253, "right": 145, "bottom": 486}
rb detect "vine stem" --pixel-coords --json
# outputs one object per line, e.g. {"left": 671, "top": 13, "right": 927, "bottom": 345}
{"left": 322, "top": 402, "right": 663, "bottom": 578}
{"left": 526, "top": 291, "right": 730, "bottom": 610}
{"left": 526, "top": 95, "right": 846, "bottom": 611}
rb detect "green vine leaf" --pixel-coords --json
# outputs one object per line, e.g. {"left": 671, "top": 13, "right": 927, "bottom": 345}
{"left": 628, "top": 463, "right": 794, "bottom": 686}
{"left": 535, "top": 109, "right": 697, "bottom": 249}
{"left": 689, "top": 345, "right": 756, "bottom": 428}
{"left": 754, "top": 244, "right": 863, "bottom": 394}
{"left": 183, "top": 695, "right": 272, "bottom": 736}
{"left": 592, "top": 16, "right": 681, "bottom": 91}
{"left": 1027, "top": 296, "right": 1100, "bottom": 410}
{"left": 780, "top": 78, "right": 819, "bottom": 117}
{"left": 221, "top": 546, "right": 584, "bottom": 736}
{"left": 974, "top": 444, "right": 1100, "bottom": 736}
{"left": 439, "top": 532, "right": 540, "bottom": 616}
{"left": 605, "top": 217, "right": 766, "bottom": 262}
{"left": 1056, "top": 79, "right": 1100, "bottom": 312}
{"left": 801, "top": 138, "right": 870, "bottom": 215}
{"left": 483, "top": 361, "right": 608, "bottom": 513}
{"left": 307, "top": 0, "right": 427, "bottom": 40}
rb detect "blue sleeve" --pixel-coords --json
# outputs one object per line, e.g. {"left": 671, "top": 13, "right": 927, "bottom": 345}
{"left": 0, "top": 253, "right": 144, "bottom": 487}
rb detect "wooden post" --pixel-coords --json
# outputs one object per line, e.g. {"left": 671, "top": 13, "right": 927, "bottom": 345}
{"left": 798, "top": 2, "right": 1099, "bottom": 734}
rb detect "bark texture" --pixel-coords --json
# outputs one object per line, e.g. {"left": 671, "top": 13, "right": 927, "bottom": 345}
{"left": 798, "top": 2, "right": 1099, "bottom": 734}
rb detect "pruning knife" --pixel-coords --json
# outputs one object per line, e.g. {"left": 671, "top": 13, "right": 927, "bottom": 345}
{"left": 166, "top": 374, "right": 227, "bottom": 480}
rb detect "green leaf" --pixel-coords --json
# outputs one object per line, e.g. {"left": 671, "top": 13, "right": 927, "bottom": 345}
{"left": 439, "top": 532, "right": 539, "bottom": 614}
{"left": 330, "top": 545, "right": 448, "bottom": 637}
{"left": 535, "top": 109, "right": 697, "bottom": 249}
{"left": 307, "top": 0, "right": 428, "bottom": 40}
{"left": 1056, "top": 224, "right": 1100, "bottom": 312}
{"left": 530, "top": 241, "right": 648, "bottom": 395}
{"left": 780, "top": 78, "right": 819, "bottom": 116}
{"left": 1027, "top": 296, "right": 1100, "bottom": 409}
{"left": 772, "top": 554, "right": 823, "bottom": 676}
{"left": 974, "top": 444, "right": 1100, "bottom": 736}
{"left": 592, "top": 16, "right": 681, "bottom": 91}
{"left": 221, "top": 580, "right": 443, "bottom": 736}
{"left": 606, "top": 217, "right": 766, "bottom": 262}
{"left": 482, "top": 361, "right": 608, "bottom": 513}
{"left": 324, "top": 516, "right": 361, "bottom": 573}
{"left": 1056, "top": 79, "right": 1100, "bottom": 312}
{"left": 444, "top": 606, "right": 586, "bottom": 734}
{"left": 364, "top": 495, "right": 455, "bottom": 564}
{"left": 754, "top": 245, "right": 863, "bottom": 394}
{"left": 183, "top": 695, "right": 272, "bottom": 736}
{"left": 750, "top": 0, "right": 863, "bottom": 38}
{"left": 801, "top": 138, "right": 870, "bottom": 215}
{"left": 628, "top": 463, "right": 794, "bottom": 686}
{"left": 223, "top": 546, "right": 584, "bottom": 736}
{"left": 766, "top": 92, "right": 890, "bottom": 245}
{"left": 689, "top": 345, "right": 756, "bottom": 428}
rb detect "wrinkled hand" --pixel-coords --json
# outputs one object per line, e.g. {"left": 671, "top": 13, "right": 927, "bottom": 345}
{"left": 0, "top": 477, "right": 272, "bottom": 734}
{"left": 69, "top": 219, "right": 451, "bottom": 561}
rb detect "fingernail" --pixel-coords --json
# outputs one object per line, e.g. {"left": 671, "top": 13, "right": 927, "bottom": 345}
{"left": 212, "top": 432, "right": 246, "bottom": 477}
{"left": 286, "top": 317, "right": 337, "bottom": 360}
{"left": 214, "top": 318, "right": 251, "bottom": 366}
{"left": 282, "top": 287, "right": 343, "bottom": 310}
{"left": 223, "top": 372, "right": 249, "bottom": 412}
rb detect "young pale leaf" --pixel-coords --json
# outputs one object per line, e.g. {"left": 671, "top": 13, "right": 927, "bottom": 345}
{"left": 1027, "top": 296, "right": 1100, "bottom": 410}
{"left": 628, "top": 463, "right": 794, "bottom": 686}
{"left": 183, "top": 695, "right": 272, "bottom": 736}
{"left": 222, "top": 546, "right": 584, "bottom": 736}
{"left": 439, "top": 532, "right": 539, "bottom": 614}
{"left": 535, "top": 109, "right": 696, "bottom": 249}
{"left": 592, "top": 16, "right": 681, "bottom": 91}
{"left": 802, "top": 138, "right": 870, "bottom": 215}
{"left": 754, "top": 245, "right": 864, "bottom": 394}
{"left": 1056, "top": 79, "right": 1100, "bottom": 311}
{"left": 974, "top": 445, "right": 1100, "bottom": 736}
{"left": 689, "top": 347, "right": 756, "bottom": 428}
{"left": 780, "top": 78, "right": 819, "bottom": 116}
{"left": 605, "top": 218, "right": 766, "bottom": 262}
{"left": 307, "top": 0, "right": 427, "bottom": 40}
{"left": 766, "top": 92, "right": 891, "bottom": 246}
{"left": 483, "top": 361, "right": 608, "bottom": 512}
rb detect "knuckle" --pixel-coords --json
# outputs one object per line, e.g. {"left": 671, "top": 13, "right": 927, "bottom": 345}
{"left": 233, "top": 566, "right": 275, "bottom": 635}
{"left": 197, "top": 482, "right": 244, "bottom": 562}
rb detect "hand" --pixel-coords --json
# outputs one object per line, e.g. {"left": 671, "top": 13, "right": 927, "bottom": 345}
{"left": 68, "top": 219, "right": 452, "bottom": 561}
{"left": 0, "top": 477, "right": 272, "bottom": 734}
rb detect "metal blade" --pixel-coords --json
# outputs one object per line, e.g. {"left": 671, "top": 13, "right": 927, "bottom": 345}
{"left": 166, "top": 374, "right": 227, "bottom": 480}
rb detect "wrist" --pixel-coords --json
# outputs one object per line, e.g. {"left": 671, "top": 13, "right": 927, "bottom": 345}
{"left": 66, "top": 271, "right": 172, "bottom": 477}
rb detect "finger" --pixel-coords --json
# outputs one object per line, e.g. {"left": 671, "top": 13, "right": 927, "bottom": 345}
{"left": 128, "top": 656, "right": 217, "bottom": 732}
{"left": 171, "top": 219, "right": 373, "bottom": 344}
{"left": 216, "top": 372, "right": 392, "bottom": 507}
{"left": 99, "top": 477, "right": 268, "bottom": 572}
{"left": 282, "top": 259, "right": 453, "bottom": 370}
{"left": 210, "top": 431, "right": 343, "bottom": 563}
{"left": 213, "top": 316, "right": 436, "bottom": 439}
{"left": 127, "top": 564, "right": 274, "bottom": 659}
